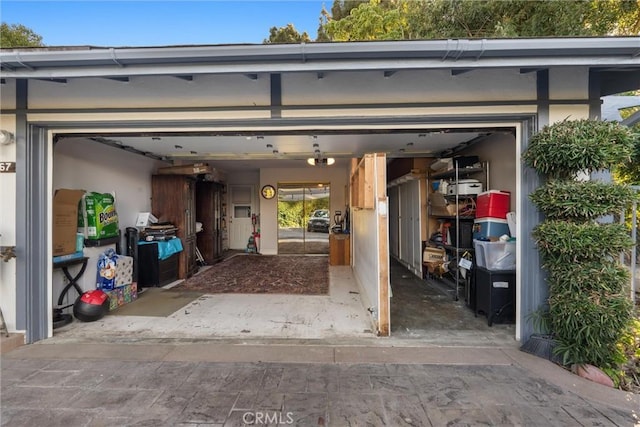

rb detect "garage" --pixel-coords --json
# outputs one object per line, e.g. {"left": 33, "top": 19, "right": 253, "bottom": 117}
{"left": 1, "top": 37, "right": 638, "bottom": 344}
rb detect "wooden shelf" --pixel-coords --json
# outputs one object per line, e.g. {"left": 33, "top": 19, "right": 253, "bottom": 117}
{"left": 431, "top": 215, "right": 476, "bottom": 220}
{"left": 430, "top": 166, "right": 484, "bottom": 179}
{"left": 428, "top": 240, "right": 474, "bottom": 252}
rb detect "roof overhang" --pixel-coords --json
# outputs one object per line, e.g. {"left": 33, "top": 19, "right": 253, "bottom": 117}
{"left": 1, "top": 37, "right": 639, "bottom": 79}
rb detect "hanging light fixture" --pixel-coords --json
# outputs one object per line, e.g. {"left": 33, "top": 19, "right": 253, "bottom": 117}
{"left": 307, "top": 157, "right": 335, "bottom": 166}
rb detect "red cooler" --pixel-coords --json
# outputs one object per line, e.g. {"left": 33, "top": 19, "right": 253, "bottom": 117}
{"left": 476, "top": 190, "right": 510, "bottom": 219}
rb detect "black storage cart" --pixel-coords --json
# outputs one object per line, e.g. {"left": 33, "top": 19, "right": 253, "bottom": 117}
{"left": 475, "top": 266, "right": 516, "bottom": 326}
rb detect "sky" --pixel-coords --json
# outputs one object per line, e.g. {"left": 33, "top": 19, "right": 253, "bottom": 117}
{"left": 0, "top": 1, "right": 328, "bottom": 46}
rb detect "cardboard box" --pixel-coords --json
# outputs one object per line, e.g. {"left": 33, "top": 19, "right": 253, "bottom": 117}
{"left": 423, "top": 247, "right": 446, "bottom": 263}
{"left": 115, "top": 255, "right": 134, "bottom": 287}
{"left": 157, "top": 163, "right": 211, "bottom": 175}
{"left": 53, "top": 189, "right": 85, "bottom": 256}
{"left": 105, "top": 283, "right": 138, "bottom": 311}
{"left": 135, "top": 212, "right": 158, "bottom": 227}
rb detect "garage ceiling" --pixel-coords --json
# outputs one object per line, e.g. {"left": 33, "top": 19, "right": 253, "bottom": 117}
{"left": 60, "top": 128, "right": 505, "bottom": 171}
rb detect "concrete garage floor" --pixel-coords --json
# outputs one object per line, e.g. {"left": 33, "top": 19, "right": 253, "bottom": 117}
{"left": 51, "top": 264, "right": 373, "bottom": 343}
{"left": 49, "top": 256, "right": 515, "bottom": 347}
{"left": 389, "top": 258, "right": 516, "bottom": 345}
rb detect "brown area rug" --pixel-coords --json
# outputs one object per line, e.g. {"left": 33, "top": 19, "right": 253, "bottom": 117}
{"left": 173, "top": 255, "right": 329, "bottom": 295}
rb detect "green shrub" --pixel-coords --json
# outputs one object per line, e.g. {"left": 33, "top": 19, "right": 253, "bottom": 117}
{"left": 614, "top": 317, "right": 640, "bottom": 392}
{"left": 530, "top": 181, "right": 639, "bottom": 221}
{"left": 523, "top": 119, "right": 635, "bottom": 179}
{"left": 544, "top": 261, "right": 630, "bottom": 295}
{"left": 524, "top": 118, "right": 637, "bottom": 377}
{"left": 549, "top": 290, "right": 633, "bottom": 367}
{"left": 533, "top": 221, "right": 633, "bottom": 263}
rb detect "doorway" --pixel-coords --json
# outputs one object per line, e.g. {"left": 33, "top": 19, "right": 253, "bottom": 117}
{"left": 278, "top": 183, "right": 330, "bottom": 254}
{"left": 229, "top": 185, "right": 254, "bottom": 250}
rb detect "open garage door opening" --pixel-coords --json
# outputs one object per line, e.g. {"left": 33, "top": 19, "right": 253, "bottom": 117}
{"left": 42, "top": 120, "right": 524, "bottom": 346}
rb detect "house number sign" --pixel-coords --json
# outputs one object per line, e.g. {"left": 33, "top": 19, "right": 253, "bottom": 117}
{"left": 0, "top": 162, "right": 16, "bottom": 173}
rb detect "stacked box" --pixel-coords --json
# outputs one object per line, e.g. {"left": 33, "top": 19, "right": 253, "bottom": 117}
{"left": 78, "top": 192, "right": 119, "bottom": 240}
{"left": 472, "top": 217, "right": 510, "bottom": 240}
{"left": 114, "top": 255, "right": 133, "bottom": 287}
{"left": 105, "top": 283, "right": 138, "bottom": 311}
{"left": 97, "top": 250, "right": 132, "bottom": 291}
{"left": 157, "top": 163, "right": 211, "bottom": 175}
{"left": 476, "top": 190, "right": 511, "bottom": 219}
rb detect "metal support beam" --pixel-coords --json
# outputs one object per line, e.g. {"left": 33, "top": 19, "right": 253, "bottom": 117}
{"left": 536, "top": 69, "right": 549, "bottom": 127}
{"left": 519, "top": 118, "right": 546, "bottom": 343}
{"left": 270, "top": 73, "right": 282, "bottom": 119}
{"left": 15, "top": 79, "right": 28, "bottom": 336}
{"left": 588, "top": 69, "right": 602, "bottom": 119}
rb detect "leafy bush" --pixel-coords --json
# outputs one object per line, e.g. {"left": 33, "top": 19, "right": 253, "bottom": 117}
{"left": 523, "top": 119, "right": 635, "bottom": 179}
{"left": 533, "top": 221, "right": 633, "bottom": 263}
{"left": 524, "top": 118, "right": 637, "bottom": 374}
{"left": 614, "top": 317, "right": 640, "bottom": 393}
{"left": 530, "top": 181, "right": 639, "bottom": 221}
{"left": 543, "top": 261, "right": 630, "bottom": 294}
{"left": 549, "top": 290, "right": 633, "bottom": 367}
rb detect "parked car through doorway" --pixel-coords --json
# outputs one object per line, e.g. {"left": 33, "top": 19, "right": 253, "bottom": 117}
{"left": 307, "top": 209, "right": 330, "bottom": 233}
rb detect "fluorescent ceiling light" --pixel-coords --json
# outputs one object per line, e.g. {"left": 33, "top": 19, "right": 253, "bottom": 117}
{"left": 307, "top": 157, "right": 335, "bottom": 166}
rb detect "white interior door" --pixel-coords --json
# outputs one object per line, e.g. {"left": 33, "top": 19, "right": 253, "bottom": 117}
{"left": 229, "top": 185, "right": 254, "bottom": 250}
{"left": 398, "top": 179, "right": 422, "bottom": 276}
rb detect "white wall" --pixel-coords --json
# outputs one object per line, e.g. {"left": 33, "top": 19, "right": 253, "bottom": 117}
{"left": 23, "top": 69, "right": 537, "bottom": 111}
{"left": 352, "top": 208, "right": 379, "bottom": 321}
{"left": 0, "top": 80, "right": 16, "bottom": 109}
{"left": 283, "top": 69, "right": 536, "bottom": 104}
{"left": 52, "top": 138, "right": 166, "bottom": 305}
{"left": 0, "top": 115, "right": 18, "bottom": 332}
{"left": 259, "top": 167, "right": 348, "bottom": 255}
{"left": 54, "top": 138, "right": 166, "bottom": 227}
{"left": 29, "top": 75, "right": 271, "bottom": 109}
{"left": 460, "top": 133, "right": 517, "bottom": 211}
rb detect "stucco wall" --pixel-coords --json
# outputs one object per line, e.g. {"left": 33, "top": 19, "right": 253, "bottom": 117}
{"left": 22, "top": 69, "right": 537, "bottom": 111}
{"left": 459, "top": 133, "right": 517, "bottom": 211}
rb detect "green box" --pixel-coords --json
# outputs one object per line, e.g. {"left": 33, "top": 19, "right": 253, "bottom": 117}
{"left": 78, "top": 192, "right": 119, "bottom": 240}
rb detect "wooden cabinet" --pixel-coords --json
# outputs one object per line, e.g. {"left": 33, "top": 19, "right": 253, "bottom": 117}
{"left": 329, "top": 233, "right": 350, "bottom": 266}
{"left": 151, "top": 175, "right": 197, "bottom": 279}
{"left": 137, "top": 242, "right": 179, "bottom": 287}
{"left": 196, "top": 181, "right": 224, "bottom": 264}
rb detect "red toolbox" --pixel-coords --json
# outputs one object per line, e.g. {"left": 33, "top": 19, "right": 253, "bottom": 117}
{"left": 476, "top": 190, "right": 510, "bottom": 219}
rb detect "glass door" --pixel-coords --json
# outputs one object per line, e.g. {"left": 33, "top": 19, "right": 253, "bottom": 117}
{"left": 278, "top": 183, "right": 330, "bottom": 254}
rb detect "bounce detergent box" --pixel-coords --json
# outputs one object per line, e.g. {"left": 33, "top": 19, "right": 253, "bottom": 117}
{"left": 78, "top": 192, "right": 119, "bottom": 240}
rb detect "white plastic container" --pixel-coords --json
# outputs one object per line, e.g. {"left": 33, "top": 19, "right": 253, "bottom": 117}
{"left": 473, "top": 240, "right": 516, "bottom": 270}
{"left": 447, "top": 179, "right": 483, "bottom": 196}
